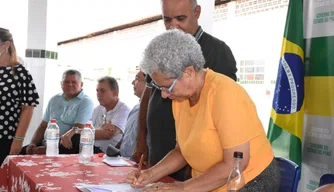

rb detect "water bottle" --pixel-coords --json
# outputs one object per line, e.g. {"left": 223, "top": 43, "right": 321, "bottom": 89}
{"left": 87, "top": 120, "right": 96, "bottom": 137}
{"left": 86, "top": 121, "right": 95, "bottom": 156}
{"left": 79, "top": 123, "right": 94, "bottom": 163}
{"left": 226, "top": 151, "right": 245, "bottom": 192}
{"left": 46, "top": 119, "right": 60, "bottom": 156}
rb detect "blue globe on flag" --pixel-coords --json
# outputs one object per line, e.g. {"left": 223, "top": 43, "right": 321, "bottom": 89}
{"left": 272, "top": 53, "right": 304, "bottom": 114}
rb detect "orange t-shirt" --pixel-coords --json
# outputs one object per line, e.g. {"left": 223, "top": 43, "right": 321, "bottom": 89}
{"left": 172, "top": 69, "right": 274, "bottom": 192}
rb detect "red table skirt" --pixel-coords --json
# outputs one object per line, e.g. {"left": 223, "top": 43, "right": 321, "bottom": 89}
{"left": 0, "top": 155, "right": 175, "bottom": 192}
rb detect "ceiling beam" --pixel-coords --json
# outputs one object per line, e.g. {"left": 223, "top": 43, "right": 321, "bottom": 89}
{"left": 58, "top": 1, "right": 232, "bottom": 45}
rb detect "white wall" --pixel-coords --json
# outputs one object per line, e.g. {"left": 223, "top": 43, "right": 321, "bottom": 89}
{"left": 212, "top": 6, "right": 288, "bottom": 131}
{"left": 198, "top": 0, "right": 215, "bottom": 34}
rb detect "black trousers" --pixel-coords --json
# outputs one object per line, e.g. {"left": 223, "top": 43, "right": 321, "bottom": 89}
{"left": 20, "top": 134, "right": 103, "bottom": 155}
{"left": 0, "top": 139, "right": 13, "bottom": 165}
{"left": 169, "top": 165, "right": 191, "bottom": 181}
{"left": 243, "top": 158, "right": 281, "bottom": 192}
{"left": 59, "top": 134, "right": 103, "bottom": 154}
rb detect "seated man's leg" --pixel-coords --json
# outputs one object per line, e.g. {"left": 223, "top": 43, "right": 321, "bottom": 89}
{"left": 59, "top": 134, "right": 81, "bottom": 154}
{"left": 59, "top": 134, "right": 104, "bottom": 154}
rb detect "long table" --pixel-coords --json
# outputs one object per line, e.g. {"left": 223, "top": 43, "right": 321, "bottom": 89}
{"left": 0, "top": 154, "right": 175, "bottom": 192}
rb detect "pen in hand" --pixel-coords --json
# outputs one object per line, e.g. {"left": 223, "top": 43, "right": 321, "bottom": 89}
{"left": 133, "top": 154, "right": 144, "bottom": 187}
{"left": 138, "top": 154, "right": 144, "bottom": 174}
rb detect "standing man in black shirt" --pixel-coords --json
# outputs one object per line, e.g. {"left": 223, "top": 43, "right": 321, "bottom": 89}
{"left": 133, "top": 0, "right": 237, "bottom": 181}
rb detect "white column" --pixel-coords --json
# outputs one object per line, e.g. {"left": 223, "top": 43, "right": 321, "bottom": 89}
{"left": 198, "top": 0, "right": 215, "bottom": 34}
{"left": 24, "top": 0, "right": 63, "bottom": 145}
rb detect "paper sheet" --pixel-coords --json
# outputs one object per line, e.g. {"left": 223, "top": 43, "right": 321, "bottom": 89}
{"left": 102, "top": 156, "right": 131, "bottom": 167}
{"left": 77, "top": 183, "right": 152, "bottom": 192}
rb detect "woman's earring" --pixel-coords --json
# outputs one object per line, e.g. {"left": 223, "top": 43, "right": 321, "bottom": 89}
{"left": 5, "top": 47, "right": 8, "bottom": 54}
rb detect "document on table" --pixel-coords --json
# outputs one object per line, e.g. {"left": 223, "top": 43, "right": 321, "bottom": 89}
{"left": 102, "top": 156, "right": 131, "bottom": 167}
{"left": 76, "top": 183, "right": 152, "bottom": 192}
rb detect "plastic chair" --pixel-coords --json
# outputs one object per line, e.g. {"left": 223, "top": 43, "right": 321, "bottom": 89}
{"left": 319, "top": 174, "right": 334, "bottom": 187}
{"left": 275, "top": 157, "right": 301, "bottom": 192}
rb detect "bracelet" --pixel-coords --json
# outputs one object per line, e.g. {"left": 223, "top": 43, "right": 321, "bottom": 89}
{"left": 13, "top": 136, "right": 25, "bottom": 141}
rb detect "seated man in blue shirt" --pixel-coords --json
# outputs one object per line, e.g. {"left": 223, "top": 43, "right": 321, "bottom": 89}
{"left": 21, "top": 69, "right": 94, "bottom": 154}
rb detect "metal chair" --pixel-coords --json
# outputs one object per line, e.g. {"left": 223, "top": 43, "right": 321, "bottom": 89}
{"left": 319, "top": 173, "right": 334, "bottom": 187}
{"left": 275, "top": 157, "right": 301, "bottom": 192}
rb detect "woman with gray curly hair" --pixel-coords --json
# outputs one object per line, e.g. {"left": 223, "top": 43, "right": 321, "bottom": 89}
{"left": 125, "top": 29, "right": 280, "bottom": 192}
{"left": 140, "top": 29, "right": 205, "bottom": 80}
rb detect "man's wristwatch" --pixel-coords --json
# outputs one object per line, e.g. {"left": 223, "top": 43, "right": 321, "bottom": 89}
{"left": 73, "top": 127, "right": 80, "bottom": 134}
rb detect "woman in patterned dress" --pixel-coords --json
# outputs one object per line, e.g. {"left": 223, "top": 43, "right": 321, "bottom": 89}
{"left": 0, "top": 28, "right": 39, "bottom": 165}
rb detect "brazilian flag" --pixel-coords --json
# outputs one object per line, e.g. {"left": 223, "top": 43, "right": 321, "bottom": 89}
{"left": 267, "top": 0, "right": 304, "bottom": 167}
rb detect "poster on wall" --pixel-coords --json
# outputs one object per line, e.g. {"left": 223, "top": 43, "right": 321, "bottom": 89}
{"left": 300, "top": 0, "right": 334, "bottom": 191}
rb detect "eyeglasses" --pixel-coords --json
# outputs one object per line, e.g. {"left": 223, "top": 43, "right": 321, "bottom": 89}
{"left": 150, "top": 77, "right": 180, "bottom": 94}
